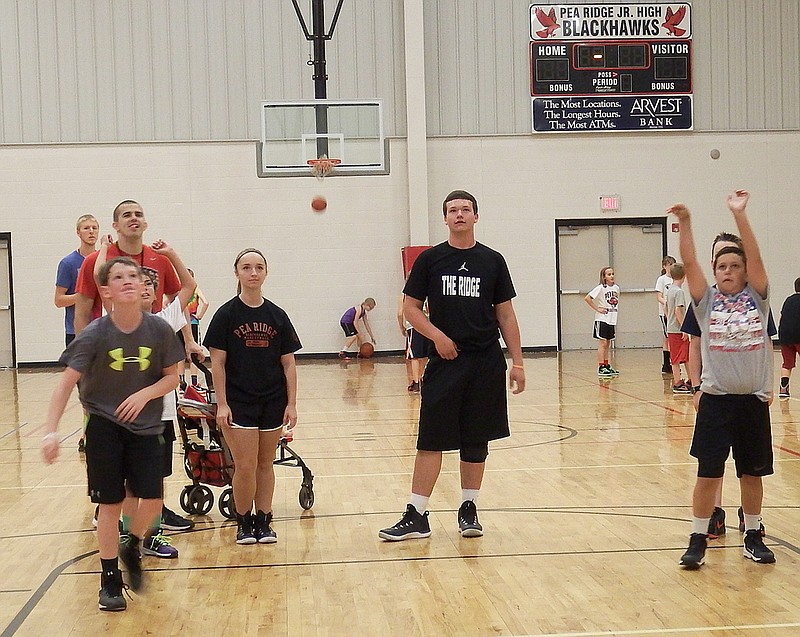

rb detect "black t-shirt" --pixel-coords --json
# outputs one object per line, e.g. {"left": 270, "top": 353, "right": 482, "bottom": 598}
{"left": 779, "top": 293, "right": 800, "bottom": 344}
{"left": 203, "top": 296, "right": 302, "bottom": 404}
{"left": 403, "top": 241, "right": 516, "bottom": 352}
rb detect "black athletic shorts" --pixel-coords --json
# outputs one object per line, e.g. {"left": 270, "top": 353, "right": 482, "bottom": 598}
{"left": 690, "top": 393, "right": 773, "bottom": 478}
{"left": 229, "top": 398, "right": 285, "bottom": 431}
{"left": 162, "top": 419, "right": 176, "bottom": 478}
{"left": 417, "top": 343, "right": 509, "bottom": 451}
{"left": 593, "top": 321, "right": 615, "bottom": 341}
{"left": 406, "top": 328, "right": 430, "bottom": 360}
{"left": 340, "top": 321, "right": 357, "bottom": 337}
{"left": 85, "top": 414, "right": 165, "bottom": 503}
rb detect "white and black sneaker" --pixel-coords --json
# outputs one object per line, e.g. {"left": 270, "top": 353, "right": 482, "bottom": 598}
{"left": 378, "top": 504, "right": 431, "bottom": 541}
{"left": 98, "top": 569, "right": 128, "bottom": 612}
{"left": 161, "top": 506, "right": 194, "bottom": 531}
{"left": 743, "top": 529, "right": 775, "bottom": 563}
{"left": 236, "top": 512, "right": 257, "bottom": 545}
{"left": 254, "top": 510, "right": 278, "bottom": 544}
{"left": 458, "top": 500, "right": 483, "bottom": 537}
{"left": 679, "top": 533, "right": 707, "bottom": 569}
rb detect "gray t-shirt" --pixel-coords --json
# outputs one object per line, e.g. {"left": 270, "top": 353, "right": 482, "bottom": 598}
{"left": 60, "top": 312, "right": 185, "bottom": 434}
{"left": 695, "top": 283, "right": 773, "bottom": 401}
{"left": 664, "top": 283, "right": 686, "bottom": 333}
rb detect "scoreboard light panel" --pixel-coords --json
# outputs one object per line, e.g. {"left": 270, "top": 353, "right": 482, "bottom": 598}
{"left": 530, "top": 39, "right": 690, "bottom": 96}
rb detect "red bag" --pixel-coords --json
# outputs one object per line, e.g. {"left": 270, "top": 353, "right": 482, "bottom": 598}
{"left": 185, "top": 443, "right": 228, "bottom": 487}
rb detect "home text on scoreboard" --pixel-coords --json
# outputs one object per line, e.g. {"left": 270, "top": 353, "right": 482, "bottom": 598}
{"left": 530, "top": 39, "right": 691, "bottom": 96}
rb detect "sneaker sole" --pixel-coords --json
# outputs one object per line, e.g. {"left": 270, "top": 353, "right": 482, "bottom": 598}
{"left": 378, "top": 530, "right": 432, "bottom": 541}
{"left": 236, "top": 537, "right": 258, "bottom": 545}
{"left": 679, "top": 558, "right": 704, "bottom": 570}
{"left": 141, "top": 547, "right": 179, "bottom": 559}
{"left": 257, "top": 537, "right": 278, "bottom": 544}
{"left": 460, "top": 528, "right": 483, "bottom": 538}
{"left": 99, "top": 601, "right": 127, "bottom": 612}
{"left": 743, "top": 549, "right": 775, "bottom": 564}
{"left": 160, "top": 523, "right": 193, "bottom": 531}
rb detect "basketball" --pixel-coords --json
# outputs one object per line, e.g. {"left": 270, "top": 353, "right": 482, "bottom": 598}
{"left": 311, "top": 196, "right": 327, "bottom": 212}
{"left": 359, "top": 342, "right": 374, "bottom": 358}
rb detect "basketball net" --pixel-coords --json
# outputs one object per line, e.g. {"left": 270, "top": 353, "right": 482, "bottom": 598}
{"left": 307, "top": 155, "right": 341, "bottom": 180}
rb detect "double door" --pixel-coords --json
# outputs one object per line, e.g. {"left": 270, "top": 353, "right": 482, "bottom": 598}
{"left": 557, "top": 220, "right": 666, "bottom": 350}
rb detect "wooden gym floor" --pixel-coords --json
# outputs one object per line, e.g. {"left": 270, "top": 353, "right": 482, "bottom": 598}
{"left": 1, "top": 349, "right": 799, "bottom": 636}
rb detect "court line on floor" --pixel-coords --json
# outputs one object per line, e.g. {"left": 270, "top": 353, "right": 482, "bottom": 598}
{"left": 582, "top": 380, "right": 800, "bottom": 459}
{"left": 522, "top": 622, "right": 800, "bottom": 636}
{"left": 0, "top": 550, "right": 96, "bottom": 637}
{"left": 4, "top": 453, "right": 800, "bottom": 493}
{"left": 4, "top": 508, "right": 798, "bottom": 636}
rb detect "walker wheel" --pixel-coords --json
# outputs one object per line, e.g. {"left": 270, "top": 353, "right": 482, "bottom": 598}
{"left": 219, "top": 487, "right": 236, "bottom": 519}
{"left": 299, "top": 485, "right": 314, "bottom": 510}
{"left": 179, "top": 485, "right": 194, "bottom": 514}
{"left": 187, "top": 485, "right": 214, "bottom": 515}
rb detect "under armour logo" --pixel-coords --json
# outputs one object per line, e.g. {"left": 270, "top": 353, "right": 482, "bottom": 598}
{"left": 458, "top": 262, "right": 469, "bottom": 272}
{"left": 108, "top": 347, "right": 152, "bottom": 371}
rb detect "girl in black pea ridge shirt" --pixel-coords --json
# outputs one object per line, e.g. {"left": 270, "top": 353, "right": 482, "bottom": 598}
{"left": 203, "top": 249, "right": 302, "bottom": 545}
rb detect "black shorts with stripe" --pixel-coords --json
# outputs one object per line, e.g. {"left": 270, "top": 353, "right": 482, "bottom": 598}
{"left": 417, "top": 343, "right": 509, "bottom": 451}
{"left": 593, "top": 321, "right": 615, "bottom": 341}
{"left": 406, "top": 328, "right": 430, "bottom": 360}
{"left": 340, "top": 321, "right": 357, "bottom": 337}
{"left": 229, "top": 398, "right": 286, "bottom": 431}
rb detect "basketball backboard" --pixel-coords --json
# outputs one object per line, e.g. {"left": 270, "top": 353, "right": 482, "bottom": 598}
{"left": 257, "top": 99, "right": 388, "bottom": 177}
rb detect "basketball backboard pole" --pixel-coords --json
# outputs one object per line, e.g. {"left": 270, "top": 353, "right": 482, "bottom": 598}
{"left": 290, "top": 0, "right": 346, "bottom": 159}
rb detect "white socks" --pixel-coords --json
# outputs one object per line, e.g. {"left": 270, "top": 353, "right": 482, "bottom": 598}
{"left": 409, "top": 494, "right": 429, "bottom": 514}
{"left": 692, "top": 517, "right": 709, "bottom": 535}
{"left": 743, "top": 513, "right": 762, "bottom": 531}
{"left": 409, "top": 490, "right": 480, "bottom": 514}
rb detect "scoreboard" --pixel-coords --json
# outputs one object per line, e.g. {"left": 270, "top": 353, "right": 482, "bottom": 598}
{"left": 529, "top": 3, "right": 693, "bottom": 132}
{"left": 531, "top": 40, "right": 691, "bottom": 96}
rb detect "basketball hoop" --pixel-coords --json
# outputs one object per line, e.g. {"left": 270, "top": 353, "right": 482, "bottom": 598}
{"left": 307, "top": 156, "right": 341, "bottom": 180}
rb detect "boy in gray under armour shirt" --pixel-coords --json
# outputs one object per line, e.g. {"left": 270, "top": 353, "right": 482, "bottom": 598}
{"left": 41, "top": 256, "right": 184, "bottom": 611}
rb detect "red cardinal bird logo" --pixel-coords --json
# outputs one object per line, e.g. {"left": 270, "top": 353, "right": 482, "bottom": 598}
{"left": 662, "top": 5, "right": 687, "bottom": 37}
{"left": 535, "top": 7, "right": 560, "bottom": 38}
